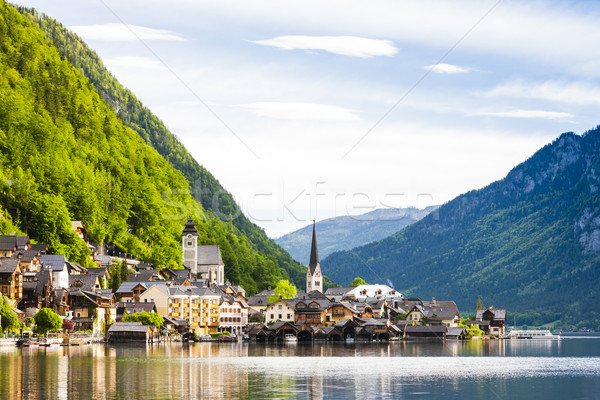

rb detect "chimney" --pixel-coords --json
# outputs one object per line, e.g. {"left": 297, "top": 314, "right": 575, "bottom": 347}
{"left": 403, "top": 298, "right": 408, "bottom": 306}
{"left": 432, "top": 297, "right": 436, "bottom": 305}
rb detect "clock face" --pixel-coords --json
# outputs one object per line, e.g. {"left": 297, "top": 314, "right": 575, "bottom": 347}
{"left": 187, "top": 234, "right": 192, "bottom": 239}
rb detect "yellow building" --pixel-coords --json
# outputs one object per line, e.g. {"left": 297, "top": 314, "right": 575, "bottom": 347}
{"left": 168, "top": 286, "right": 220, "bottom": 335}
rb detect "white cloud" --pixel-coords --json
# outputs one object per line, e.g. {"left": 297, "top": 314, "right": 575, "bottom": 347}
{"left": 474, "top": 110, "right": 574, "bottom": 120}
{"left": 251, "top": 35, "right": 398, "bottom": 58}
{"left": 104, "top": 56, "right": 167, "bottom": 71}
{"left": 422, "top": 63, "right": 471, "bottom": 74}
{"left": 68, "top": 23, "right": 185, "bottom": 42}
{"left": 482, "top": 81, "right": 600, "bottom": 105}
{"left": 239, "top": 102, "right": 360, "bottom": 121}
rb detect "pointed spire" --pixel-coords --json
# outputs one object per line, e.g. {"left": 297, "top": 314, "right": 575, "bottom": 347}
{"left": 309, "top": 220, "right": 319, "bottom": 269}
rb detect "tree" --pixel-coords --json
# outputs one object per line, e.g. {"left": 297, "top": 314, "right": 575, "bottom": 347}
{"left": 123, "top": 311, "right": 164, "bottom": 329}
{"left": 268, "top": 279, "right": 296, "bottom": 303}
{"left": 349, "top": 277, "right": 367, "bottom": 287}
{"left": 0, "top": 295, "right": 21, "bottom": 332}
{"left": 120, "top": 259, "right": 129, "bottom": 283}
{"left": 476, "top": 297, "right": 484, "bottom": 310}
{"left": 110, "top": 263, "right": 122, "bottom": 293}
{"left": 62, "top": 319, "right": 74, "bottom": 331}
{"left": 33, "top": 308, "right": 62, "bottom": 335}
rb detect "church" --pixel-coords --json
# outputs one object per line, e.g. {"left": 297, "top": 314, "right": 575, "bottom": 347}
{"left": 181, "top": 217, "right": 225, "bottom": 285}
{"left": 306, "top": 222, "right": 323, "bottom": 293}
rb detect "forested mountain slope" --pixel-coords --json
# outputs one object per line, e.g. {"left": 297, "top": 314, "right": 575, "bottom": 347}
{"left": 323, "top": 128, "right": 600, "bottom": 329}
{"left": 276, "top": 206, "right": 437, "bottom": 264}
{"left": 0, "top": 1, "right": 293, "bottom": 294}
{"left": 14, "top": 6, "right": 314, "bottom": 288}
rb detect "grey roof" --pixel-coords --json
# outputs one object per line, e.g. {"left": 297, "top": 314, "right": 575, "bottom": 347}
{"left": 66, "top": 261, "right": 87, "bottom": 274}
{"left": 30, "top": 244, "right": 48, "bottom": 253}
{"left": 476, "top": 308, "right": 507, "bottom": 321}
{"left": 94, "top": 255, "right": 113, "bottom": 266}
{"left": 15, "top": 236, "right": 29, "bottom": 250}
{"left": 69, "top": 274, "right": 100, "bottom": 291}
{"left": 269, "top": 320, "right": 297, "bottom": 332}
{"left": 256, "top": 289, "right": 275, "bottom": 296}
{"left": 15, "top": 250, "right": 40, "bottom": 263}
{"left": 108, "top": 322, "right": 151, "bottom": 333}
{"left": 247, "top": 294, "right": 270, "bottom": 306}
{"left": 447, "top": 327, "right": 467, "bottom": 337}
{"left": 0, "top": 258, "right": 19, "bottom": 273}
{"left": 131, "top": 269, "right": 162, "bottom": 281}
{"left": 197, "top": 245, "right": 223, "bottom": 265}
{"left": 325, "top": 287, "right": 353, "bottom": 296}
{"left": 288, "top": 298, "right": 330, "bottom": 311}
{"left": 87, "top": 267, "right": 108, "bottom": 277}
{"left": 0, "top": 236, "right": 16, "bottom": 251}
{"left": 116, "top": 281, "right": 149, "bottom": 294}
{"left": 405, "top": 325, "right": 447, "bottom": 333}
{"left": 40, "top": 254, "right": 67, "bottom": 271}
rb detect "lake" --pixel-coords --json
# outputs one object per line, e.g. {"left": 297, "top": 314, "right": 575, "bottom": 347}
{"left": 1, "top": 337, "right": 600, "bottom": 399}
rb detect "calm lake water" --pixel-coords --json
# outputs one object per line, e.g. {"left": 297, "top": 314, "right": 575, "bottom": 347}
{"left": 1, "top": 337, "right": 600, "bottom": 399}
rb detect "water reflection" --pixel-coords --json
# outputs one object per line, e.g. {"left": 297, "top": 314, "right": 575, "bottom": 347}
{"left": 0, "top": 340, "right": 599, "bottom": 399}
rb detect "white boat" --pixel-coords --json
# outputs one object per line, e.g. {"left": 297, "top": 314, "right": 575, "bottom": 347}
{"left": 284, "top": 334, "right": 297, "bottom": 342}
{"left": 507, "top": 329, "right": 561, "bottom": 340}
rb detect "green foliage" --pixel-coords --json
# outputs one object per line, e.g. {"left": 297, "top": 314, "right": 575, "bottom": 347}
{"left": 323, "top": 128, "right": 600, "bottom": 329}
{"left": 267, "top": 279, "right": 297, "bottom": 303}
{"left": 33, "top": 308, "right": 62, "bottom": 335}
{"left": 120, "top": 259, "right": 129, "bottom": 283}
{"left": 110, "top": 264, "right": 121, "bottom": 294}
{"left": 396, "top": 311, "right": 408, "bottom": 321}
{"left": 14, "top": 5, "right": 322, "bottom": 292}
{"left": 349, "top": 277, "right": 367, "bottom": 287}
{"left": 123, "top": 311, "right": 164, "bottom": 329}
{"left": 476, "top": 298, "right": 484, "bottom": 310}
{"left": 0, "top": 3, "right": 314, "bottom": 294}
{"left": 0, "top": 295, "right": 21, "bottom": 331}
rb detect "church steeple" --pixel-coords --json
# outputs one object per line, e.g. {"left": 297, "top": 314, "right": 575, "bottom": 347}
{"left": 308, "top": 221, "right": 319, "bottom": 273}
{"left": 306, "top": 221, "right": 322, "bottom": 293}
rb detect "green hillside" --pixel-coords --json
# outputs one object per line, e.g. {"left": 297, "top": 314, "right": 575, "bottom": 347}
{"left": 0, "top": 1, "right": 292, "bottom": 294}
{"left": 323, "top": 128, "right": 600, "bottom": 330}
{"left": 14, "top": 5, "right": 320, "bottom": 289}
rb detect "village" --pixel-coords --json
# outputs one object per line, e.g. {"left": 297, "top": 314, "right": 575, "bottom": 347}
{"left": 0, "top": 218, "right": 507, "bottom": 345}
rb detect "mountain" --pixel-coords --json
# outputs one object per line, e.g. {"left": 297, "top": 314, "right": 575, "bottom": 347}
{"left": 322, "top": 128, "right": 600, "bottom": 329}
{"left": 276, "top": 206, "right": 438, "bottom": 264}
{"left": 10, "top": 4, "right": 335, "bottom": 291}
{"left": 12, "top": 5, "right": 324, "bottom": 290}
{"left": 0, "top": 1, "right": 309, "bottom": 294}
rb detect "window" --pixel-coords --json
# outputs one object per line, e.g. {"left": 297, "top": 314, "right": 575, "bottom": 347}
{"left": 187, "top": 241, "right": 193, "bottom": 247}
{"left": 278, "top": 314, "right": 282, "bottom": 319}
{"left": 270, "top": 314, "right": 274, "bottom": 319}
{"left": 287, "top": 314, "right": 291, "bottom": 319}
{"left": 278, "top": 305, "right": 282, "bottom": 310}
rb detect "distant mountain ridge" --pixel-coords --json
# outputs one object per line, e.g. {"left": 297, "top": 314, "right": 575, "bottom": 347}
{"left": 322, "top": 127, "right": 600, "bottom": 329}
{"left": 276, "top": 206, "right": 438, "bottom": 264}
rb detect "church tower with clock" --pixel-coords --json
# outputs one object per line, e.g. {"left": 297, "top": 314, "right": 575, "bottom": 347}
{"left": 306, "top": 221, "right": 323, "bottom": 293}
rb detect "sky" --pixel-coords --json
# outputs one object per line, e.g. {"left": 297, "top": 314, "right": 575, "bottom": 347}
{"left": 13, "top": 0, "right": 600, "bottom": 238}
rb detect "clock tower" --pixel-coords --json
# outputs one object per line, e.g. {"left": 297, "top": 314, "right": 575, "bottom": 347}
{"left": 182, "top": 216, "right": 199, "bottom": 275}
{"left": 306, "top": 221, "right": 323, "bottom": 293}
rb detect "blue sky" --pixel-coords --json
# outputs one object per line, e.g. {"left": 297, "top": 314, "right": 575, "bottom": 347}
{"left": 14, "top": 0, "right": 600, "bottom": 237}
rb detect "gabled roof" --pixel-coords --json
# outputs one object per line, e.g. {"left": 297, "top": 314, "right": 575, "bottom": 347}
{"left": 30, "top": 243, "right": 48, "bottom": 253}
{"left": 94, "top": 255, "right": 113, "bottom": 266}
{"left": 447, "top": 327, "right": 467, "bottom": 336}
{"left": 325, "top": 287, "right": 353, "bottom": 296}
{"left": 476, "top": 308, "right": 507, "bottom": 321}
{"left": 66, "top": 261, "right": 87, "bottom": 274}
{"left": 131, "top": 269, "right": 163, "bottom": 281}
{"left": 15, "top": 250, "right": 40, "bottom": 263}
{"left": 108, "top": 322, "right": 151, "bottom": 333}
{"left": 0, "top": 258, "right": 20, "bottom": 273}
{"left": 247, "top": 294, "right": 269, "bottom": 306}
{"left": 116, "top": 281, "right": 149, "bottom": 294}
{"left": 197, "top": 245, "right": 223, "bottom": 265}
{"left": 40, "top": 254, "right": 67, "bottom": 271}
{"left": 116, "top": 302, "right": 157, "bottom": 314}
{"left": 0, "top": 236, "right": 17, "bottom": 251}
{"left": 69, "top": 274, "right": 100, "bottom": 291}
{"left": 404, "top": 325, "right": 447, "bottom": 333}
